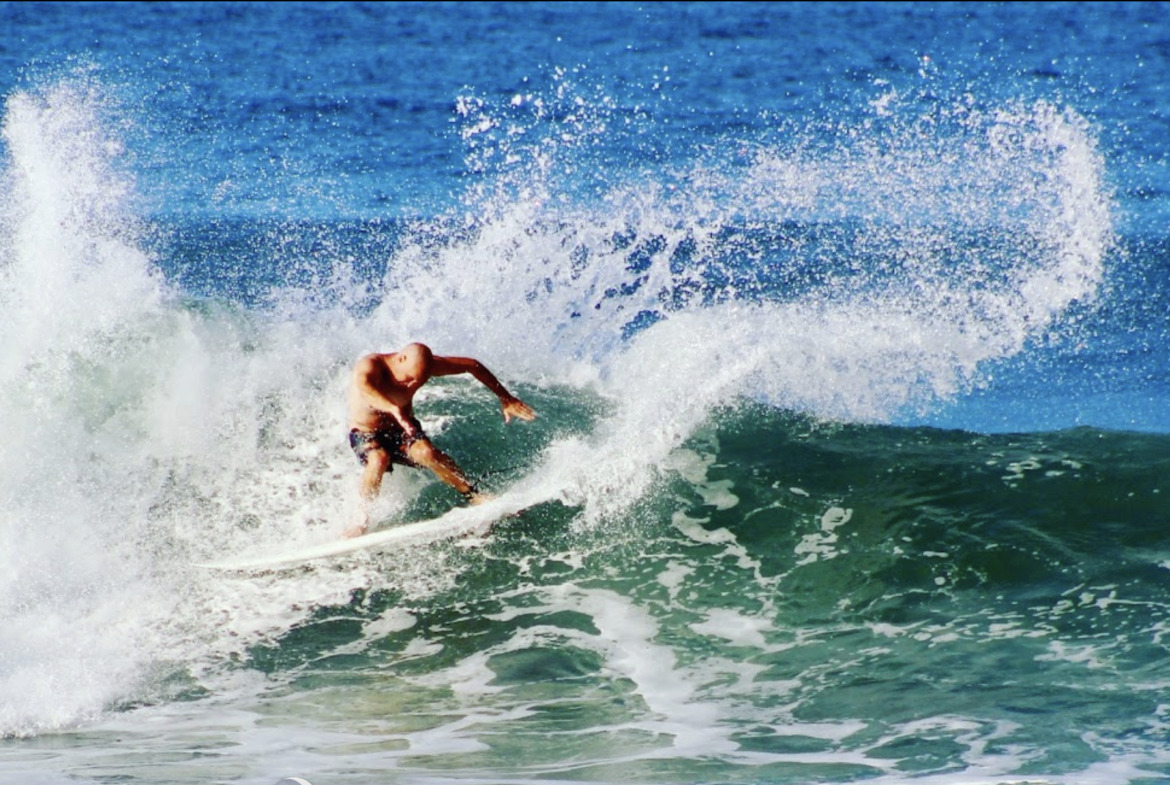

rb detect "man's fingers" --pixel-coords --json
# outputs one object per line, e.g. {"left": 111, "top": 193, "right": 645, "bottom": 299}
{"left": 503, "top": 401, "right": 536, "bottom": 423}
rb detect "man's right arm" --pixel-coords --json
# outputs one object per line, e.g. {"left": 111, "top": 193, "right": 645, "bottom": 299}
{"left": 353, "top": 358, "right": 421, "bottom": 437}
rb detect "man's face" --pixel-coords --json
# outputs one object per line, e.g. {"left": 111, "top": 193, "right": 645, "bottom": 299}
{"left": 394, "top": 347, "right": 430, "bottom": 388}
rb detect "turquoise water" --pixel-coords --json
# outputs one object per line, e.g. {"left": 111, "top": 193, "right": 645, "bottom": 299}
{"left": 2, "top": 3, "right": 1170, "bottom": 783}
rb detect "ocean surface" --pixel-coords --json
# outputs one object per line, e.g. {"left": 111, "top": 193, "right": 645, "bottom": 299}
{"left": 2, "top": 2, "right": 1170, "bottom": 784}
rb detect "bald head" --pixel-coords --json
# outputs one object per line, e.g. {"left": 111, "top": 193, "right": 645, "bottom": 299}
{"left": 392, "top": 342, "right": 433, "bottom": 386}
{"left": 401, "top": 342, "right": 432, "bottom": 365}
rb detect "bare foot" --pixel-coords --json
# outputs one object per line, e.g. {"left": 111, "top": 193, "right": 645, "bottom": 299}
{"left": 467, "top": 491, "right": 496, "bottom": 506}
{"left": 343, "top": 509, "right": 370, "bottom": 538}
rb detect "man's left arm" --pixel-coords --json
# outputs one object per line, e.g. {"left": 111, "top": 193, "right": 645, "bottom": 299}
{"left": 431, "top": 356, "right": 537, "bottom": 422}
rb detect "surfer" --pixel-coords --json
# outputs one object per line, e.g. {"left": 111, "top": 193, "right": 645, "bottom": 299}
{"left": 345, "top": 342, "right": 536, "bottom": 537}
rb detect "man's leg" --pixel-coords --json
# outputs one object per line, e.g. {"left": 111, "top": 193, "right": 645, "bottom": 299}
{"left": 347, "top": 449, "right": 390, "bottom": 538}
{"left": 405, "top": 439, "right": 488, "bottom": 503}
{"left": 360, "top": 448, "right": 391, "bottom": 500}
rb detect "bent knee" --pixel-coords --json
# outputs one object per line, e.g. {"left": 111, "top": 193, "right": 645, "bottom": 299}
{"left": 406, "top": 438, "right": 439, "bottom": 464}
{"left": 364, "top": 448, "right": 392, "bottom": 472}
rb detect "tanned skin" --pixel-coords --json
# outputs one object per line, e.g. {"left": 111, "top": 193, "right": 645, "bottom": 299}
{"left": 345, "top": 342, "right": 535, "bottom": 537}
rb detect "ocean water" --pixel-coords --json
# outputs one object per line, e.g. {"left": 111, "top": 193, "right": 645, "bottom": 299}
{"left": 2, "top": 2, "right": 1170, "bottom": 783}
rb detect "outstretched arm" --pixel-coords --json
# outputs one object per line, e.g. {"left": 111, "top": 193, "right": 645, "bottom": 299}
{"left": 430, "top": 355, "right": 537, "bottom": 423}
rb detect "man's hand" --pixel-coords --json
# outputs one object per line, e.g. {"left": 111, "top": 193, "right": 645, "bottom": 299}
{"left": 390, "top": 408, "right": 421, "bottom": 440}
{"left": 501, "top": 397, "right": 536, "bottom": 423}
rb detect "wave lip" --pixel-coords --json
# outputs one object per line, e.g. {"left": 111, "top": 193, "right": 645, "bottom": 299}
{"left": 0, "top": 68, "right": 1122, "bottom": 747}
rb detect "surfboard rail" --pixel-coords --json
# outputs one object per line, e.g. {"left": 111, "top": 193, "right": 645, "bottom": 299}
{"left": 196, "top": 490, "right": 541, "bottom": 572}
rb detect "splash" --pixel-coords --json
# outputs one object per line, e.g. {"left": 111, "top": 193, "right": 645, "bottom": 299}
{"left": 0, "top": 79, "right": 170, "bottom": 736}
{"left": 0, "top": 68, "right": 1116, "bottom": 734}
{"left": 365, "top": 75, "right": 1113, "bottom": 516}
{"left": 0, "top": 80, "right": 357, "bottom": 737}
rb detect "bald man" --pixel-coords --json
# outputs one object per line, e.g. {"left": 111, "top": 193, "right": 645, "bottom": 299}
{"left": 345, "top": 342, "right": 536, "bottom": 537}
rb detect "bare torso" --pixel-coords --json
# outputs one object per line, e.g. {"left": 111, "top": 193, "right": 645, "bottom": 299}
{"left": 346, "top": 353, "right": 422, "bottom": 433}
{"left": 343, "top": 343, "right": 536, "bottom": 535}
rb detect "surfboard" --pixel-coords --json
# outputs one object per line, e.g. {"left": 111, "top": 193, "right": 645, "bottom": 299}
{"left": 198, "top": 490, "right": 540, "bottom": 572}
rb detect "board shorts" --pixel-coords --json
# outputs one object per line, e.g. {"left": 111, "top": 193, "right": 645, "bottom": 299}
{"left": 348, "top": 419, "right": 424, "bottom": 468}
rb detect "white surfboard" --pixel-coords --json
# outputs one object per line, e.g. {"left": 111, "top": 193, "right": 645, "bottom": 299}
{"left": 198, "top": 490, "right": 542, "bottom": 572}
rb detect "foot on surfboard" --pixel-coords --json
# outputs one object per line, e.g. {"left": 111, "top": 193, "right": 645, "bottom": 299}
{"left": 344, "top": 509, "right": 371, "bottom": 539}
{"left": 465, "top": 490, "right": 496, "bottom": 506}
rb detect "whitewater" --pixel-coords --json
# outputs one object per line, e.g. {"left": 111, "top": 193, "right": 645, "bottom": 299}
{"left": 2, "top": 3, "right": 1169, "bottom": 784}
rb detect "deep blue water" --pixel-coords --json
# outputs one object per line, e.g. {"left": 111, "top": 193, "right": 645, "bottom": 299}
{"left": 2, "top": 3, "right": 1170, "bottom": 784}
